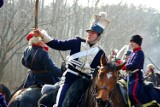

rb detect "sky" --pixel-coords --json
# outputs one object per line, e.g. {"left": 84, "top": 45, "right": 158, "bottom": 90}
{"left": 44, "top": 0, "right": 160, "bottom": 11}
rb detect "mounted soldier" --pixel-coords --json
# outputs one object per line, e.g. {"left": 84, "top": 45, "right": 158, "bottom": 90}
{"left": 122, "top": 35, "right": 160, "bottom": 107}
{"left": 21, "top": 32, "right": 63, "bottom": 88}
{"left": 34, "top": 12, "right": 110, "bottom": 107}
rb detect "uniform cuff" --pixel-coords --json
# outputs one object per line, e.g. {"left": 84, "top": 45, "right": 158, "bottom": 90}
{"left": 122, "top": 65, "right": 127, "bottom": 70}
{"left": 41, "top": 30, "right": 52, "bottom": 43}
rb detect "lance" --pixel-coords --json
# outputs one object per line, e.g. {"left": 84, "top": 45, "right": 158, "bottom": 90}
{"left": 34, "top": 0, "right": 39, "bottom": 29}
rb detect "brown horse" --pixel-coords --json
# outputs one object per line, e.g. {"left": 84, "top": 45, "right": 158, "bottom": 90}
{"left": 40, "top": 53, "right": 127, "bottom": 107}
{"left": 86, "top": 55, "right": 127, "bottom": 107}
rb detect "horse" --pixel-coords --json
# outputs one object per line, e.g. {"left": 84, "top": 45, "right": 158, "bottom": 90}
{"left": 61, "top": 53, "right": 127, "bottom": 107}
{"left": 0, "top": 83, "right": 11, "bottom": 104}
{"left": 91, "top": 54, "right": 160, "bottom": 107}
{"left": 144, "top": 72, "right": 160, "bottom": 87}
{"left": 8, "top": 85, "right": 42, "bottom": 107}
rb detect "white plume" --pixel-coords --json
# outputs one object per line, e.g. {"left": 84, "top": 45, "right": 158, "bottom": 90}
{"left": 99, "top": 12, "right": 107, "bottom": 19}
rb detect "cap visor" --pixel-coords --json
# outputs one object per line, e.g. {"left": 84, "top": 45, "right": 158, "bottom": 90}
{"left": 86, "top": 29, "right": 93, "bottom": 32}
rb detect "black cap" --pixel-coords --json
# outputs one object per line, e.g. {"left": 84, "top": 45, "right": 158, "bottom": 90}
{"left": 130, "top": 35, "right": 143, "bottom": 46}
{"left": 125, "top": 50, "right": 132, "bottom": 56}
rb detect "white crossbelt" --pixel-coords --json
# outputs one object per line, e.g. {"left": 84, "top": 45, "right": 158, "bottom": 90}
{"left": 63, "top": 69, "right": 92, "bottom": 77}
{"left": 68, "top": 47, "right": 99, "bottom": 60}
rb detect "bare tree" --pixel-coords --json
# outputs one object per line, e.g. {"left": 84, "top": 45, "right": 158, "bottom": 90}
{"left": 0, "top": 0, "right": 34, "bottom": 80}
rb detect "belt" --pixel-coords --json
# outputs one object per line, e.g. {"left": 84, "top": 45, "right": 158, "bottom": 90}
{"left": 31, "top": 70, "right": 47, "bottom": 73}
{"left": 129, "top": 69, "right": 143, "bottom": 74}
{"left": 67, "top": 69, "right": 92, "bottom": 79}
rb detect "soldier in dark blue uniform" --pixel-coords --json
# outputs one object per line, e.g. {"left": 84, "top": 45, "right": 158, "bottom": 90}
{"left": 122, "top": 35, "right": 160, "bottom": 107}
{"left": 22, "top": 32, "right": 63, "bottom": 88}
{"left": 122, "top": 35, "right": 144, "bottom": 107}
{"left": 34, "top": 12, "right": 110, "bottom": 107}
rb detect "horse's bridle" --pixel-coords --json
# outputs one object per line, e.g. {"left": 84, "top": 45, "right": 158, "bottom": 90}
{"left": 93, "top": 85, "right": 110, "bottom": 107}
{"left": 93, "top": 84, "right": 117, "bottom": 107}
{"left": 92, "top": 65, "right": 118, "bottom": 107}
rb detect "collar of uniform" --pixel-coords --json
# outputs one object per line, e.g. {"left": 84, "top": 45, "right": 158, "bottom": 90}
{"left": 32, "top": 44, "right": 39, "bottom": 47}
{"left": 86, "top": 41, "right": 99, "bottom": 48}
{"left": 133, "top": 47, "right": 142, "bottom": 52}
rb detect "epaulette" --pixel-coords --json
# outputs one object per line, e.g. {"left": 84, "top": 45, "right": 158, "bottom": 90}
{"left": 75, "top": 36, "right": 86, "bottom": 42}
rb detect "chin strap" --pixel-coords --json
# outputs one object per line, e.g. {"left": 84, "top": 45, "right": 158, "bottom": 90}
{"left": 88, "top": 36, "right": 101, "bottom": 45}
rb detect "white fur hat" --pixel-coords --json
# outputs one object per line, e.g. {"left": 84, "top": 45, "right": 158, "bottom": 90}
{"left": 26, "top": 32, "right": 42, "bottom": 45}
{"left": 28, "top": 36, "right": 42, "bottom": 45}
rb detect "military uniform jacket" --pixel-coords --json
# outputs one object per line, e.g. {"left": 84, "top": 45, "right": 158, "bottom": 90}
{"left": 22, "top": 46, "right": 62, "bottom": 87}
{"left": 46, "top": 37, "right": 104, "bottom": 75}
{"left": 125, "top": 47, "right": 144, "bottom": 80}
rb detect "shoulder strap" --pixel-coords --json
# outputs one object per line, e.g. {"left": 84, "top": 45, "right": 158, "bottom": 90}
{"left": 68, "top": 47, "right": 99, "bottom": 61}
{"left": 30, "top": 49, "right": 39, "bottom": 68}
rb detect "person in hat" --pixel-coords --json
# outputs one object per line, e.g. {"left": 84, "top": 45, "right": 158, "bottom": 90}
{"left": 145, "top": 64, "right": 155, "bottom": 77}
{"left": 33, "top": 12, "right": 110, "bottom": 107}
{"left": 121, "top": 35, "right": 160, "bottom": 107}
{"left": 144, "top": 64, "right": 160, "bottom": 87}
{"left": 21, "top": 32, "right": 63, "bottom": 88}
{"left": 108, "top": 49, "right": 118, "bottom": 62}
{"left": 122, "top": 35, "right": 144, "bottom": 107}
{"left": 123, "top": 50, "right": 132, "bottom": 62}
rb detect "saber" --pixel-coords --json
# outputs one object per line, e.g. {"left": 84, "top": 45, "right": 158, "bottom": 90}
{"left": 34, "top": 0, "right": 39, "bottom": 29}
{"left": 148, "top": 57, "right": 160, "bottom": 71}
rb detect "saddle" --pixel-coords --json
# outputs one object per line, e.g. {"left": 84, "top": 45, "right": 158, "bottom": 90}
{"left": 117, "top": 80, "right": 128, "bottom": 105}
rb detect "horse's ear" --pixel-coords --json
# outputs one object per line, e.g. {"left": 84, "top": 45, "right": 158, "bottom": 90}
{"left": 116, "top": 62, "right": 126, "bottom": 71}
{"left": 100, "top": 53, "right": 108, "bottom": 66}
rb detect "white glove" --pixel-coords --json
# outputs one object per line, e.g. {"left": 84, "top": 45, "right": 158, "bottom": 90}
{"left": 41, "top": 30, "right": 52, "bottom": 43}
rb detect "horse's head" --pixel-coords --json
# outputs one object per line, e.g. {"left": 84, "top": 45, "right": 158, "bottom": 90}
{"left": 94, "top": 54, "right": 125, "bottom": 107}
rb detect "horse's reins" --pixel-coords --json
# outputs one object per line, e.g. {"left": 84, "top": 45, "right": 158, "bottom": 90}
{"left": 92, "top": 65, "right": 118, "bottom": 107}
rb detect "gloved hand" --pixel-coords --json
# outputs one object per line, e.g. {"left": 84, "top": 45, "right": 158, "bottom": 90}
{"left": 41, "top": 30, "right": 49, "bottom": 37}
{"left": 34, "top": 29, "right": 52, "bottom": 43}
{"left": 40, "top": 30, "right": 52, "bottom": 43}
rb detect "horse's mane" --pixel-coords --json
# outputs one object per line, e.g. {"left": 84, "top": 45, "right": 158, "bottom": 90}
{"left": 106, "top": 62, "right": 117, "bottom": 71}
